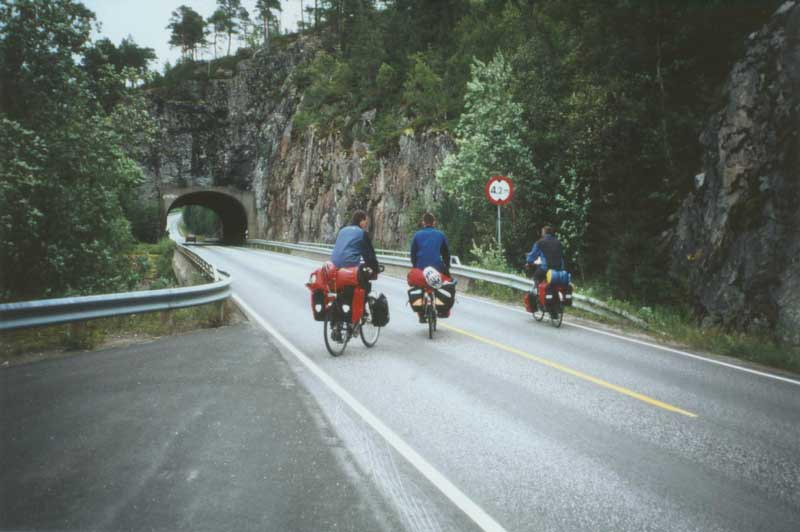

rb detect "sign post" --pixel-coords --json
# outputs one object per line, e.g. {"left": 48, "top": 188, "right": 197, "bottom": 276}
{"left": 484, "top": 176, "right": 514, "bottom": 246}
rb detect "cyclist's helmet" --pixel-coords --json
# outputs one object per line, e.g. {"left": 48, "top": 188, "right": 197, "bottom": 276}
{"left": 423, "top": 266, "right": 443, "bottom": 289}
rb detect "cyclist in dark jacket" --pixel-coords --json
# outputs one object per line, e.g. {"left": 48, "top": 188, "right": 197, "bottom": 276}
{"left": 526, "top": 225, "right": 565, "bottom": 289}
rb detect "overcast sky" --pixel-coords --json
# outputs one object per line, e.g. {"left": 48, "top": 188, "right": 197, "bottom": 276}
{"left": 82, "top": 0, "right": 303, "bottom": 70}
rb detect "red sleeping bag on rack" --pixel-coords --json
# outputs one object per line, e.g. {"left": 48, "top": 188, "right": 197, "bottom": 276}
{"left": 306, "top": 263, "right": 365, "bottom": 323}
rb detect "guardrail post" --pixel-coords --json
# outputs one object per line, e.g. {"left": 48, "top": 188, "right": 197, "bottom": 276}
{"left": 160, "top": 310, "right": 173, "bottom": 331}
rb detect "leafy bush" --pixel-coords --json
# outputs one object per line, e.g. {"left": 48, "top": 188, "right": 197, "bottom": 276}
{"left": 465, "top": 241, "right": 519, "bottom": 301}
{"left": 122, "top": 194, "right": 162, "bottom": 243}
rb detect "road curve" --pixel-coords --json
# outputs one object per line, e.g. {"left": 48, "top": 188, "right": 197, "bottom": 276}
{"left": 187, "top": 242, "right": 800, "bottom": 532}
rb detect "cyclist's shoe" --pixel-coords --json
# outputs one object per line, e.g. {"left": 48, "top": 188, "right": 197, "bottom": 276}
{"left": 331, "top": 328, "right": 343, "bottom": 342}
{"left": 437, "top": 309, "right": 450, "bottom": 318}
{"left": 418, "top": 313, "right": 427, "bottom": 324}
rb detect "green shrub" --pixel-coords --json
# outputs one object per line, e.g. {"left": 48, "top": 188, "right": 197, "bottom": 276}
{"left": 466, "top": 241, "right": 519, "bottom": 301}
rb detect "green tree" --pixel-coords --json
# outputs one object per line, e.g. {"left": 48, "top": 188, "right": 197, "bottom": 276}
{"left": 238, "top": 5, "right": 252, "bottom": 44}
{"left": 437, "top": 52, "right": 542, "bottom": 252}
{"left": 216, "top": 0, "right": 241, "bottom": 56}
{"left": 167, "top": 5, "right": 206, "bottom": 60}
{"left": 0, "top": 0, "right": 146, "bottom": 301}
{"left": 117, "top": 37, "right": 157, "bottom": 85}
{"left": 83, "top": 37, "right": 155, "bottom": 110}
{"left": 255, "top": 0, "right": 282, "bottom": 48}
{"left": 555, "top": 169, "right": 591, "bottom": 277}
{"left": 207, "top": 8, "right": 227, "bottom": 59}
{"left": 344, "top": 1, "right": 384, "bottom": 105}
{"left": 183, "top": 206, "right": 221, "bottom": 237}
{"left": 402, "top": 53, "right": 447, "bottom": 124}
{"left": 294, "top": 51, "right": 354, "bottom": 131}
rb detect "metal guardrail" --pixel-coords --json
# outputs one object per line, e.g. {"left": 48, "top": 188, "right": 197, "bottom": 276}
{"left": 299, "top": 241, "right": 408, "bottom": 258}
{"left": 297, "top": 241, "right": 462, "bottom": 265}
{"left": 245, "top": 239, "right": 646, "bottom": 326}
{"left": 177, "top": 244, "right": 222, "bottom": 281}
{"left": 0, "top": 245, "right": 231, "bottom": 331}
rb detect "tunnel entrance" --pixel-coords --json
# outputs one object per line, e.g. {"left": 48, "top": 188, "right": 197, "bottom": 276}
{"left": 166, "top": 190, "right": 249, "bottom": 243}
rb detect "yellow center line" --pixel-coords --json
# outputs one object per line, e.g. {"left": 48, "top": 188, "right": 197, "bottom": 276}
{"left": 439, "top": 322, "right": 698, "bottom": 418}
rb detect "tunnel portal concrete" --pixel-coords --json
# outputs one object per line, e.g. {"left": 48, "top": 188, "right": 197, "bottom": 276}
{"left": 162, "top": 187, "right": 257, "bottom": 243}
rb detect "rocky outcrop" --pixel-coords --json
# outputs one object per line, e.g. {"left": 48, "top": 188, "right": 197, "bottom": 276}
{"left": 672, "top": 2, "right": 800, "bottom": 343}
{"left": 144, "top": 36, "right": 452, "bottom": 249}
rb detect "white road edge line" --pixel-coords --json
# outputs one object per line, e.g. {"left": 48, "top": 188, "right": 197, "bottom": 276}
{"left": 231, "top": 246, "right": 800, "bottom": 387}
{"left": 232, "top": 294, "right": 510, "bottom": 532}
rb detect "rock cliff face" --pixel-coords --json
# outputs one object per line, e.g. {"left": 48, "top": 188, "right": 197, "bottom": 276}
{"left": 144, "top": 37, "right": 453, "bottom": 249}
{"left": 672, "top": 2, "right": 800, "bottom": 343}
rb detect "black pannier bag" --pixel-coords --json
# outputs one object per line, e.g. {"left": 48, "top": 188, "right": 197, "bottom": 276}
{"left": 370, "top": 293, "right": 390, "bottom": 327}
{"left": 434, "top": 285, "right": 455, "bottom": 312}
{"left": 407, "top": 287, "right": 424, "bottom": 310}
{"left": 311, "top": 290, "right": 326, "bottom": 321}
{"left": 563, "top": 284, "right": 574, "bottom": 306}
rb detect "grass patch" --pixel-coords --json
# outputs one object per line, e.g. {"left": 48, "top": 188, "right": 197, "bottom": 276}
{"left": 465, "top": 280, "right": 519, "bottom": 303}
{"left": 130, "top": 238, "right": 178, "bottom": 290}
{"left": 1, "top": 300, "right": 236, "bottom": 364}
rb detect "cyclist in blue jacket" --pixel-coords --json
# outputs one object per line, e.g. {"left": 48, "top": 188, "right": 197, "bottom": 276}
{"left": 411, "top": 212, "right": 451, "bottom": 276}
{"left": 408, "top": 212, "right": 455, "bottom": 320}
{"left": 331, "top": 210, "right": 379, "bottom": 272}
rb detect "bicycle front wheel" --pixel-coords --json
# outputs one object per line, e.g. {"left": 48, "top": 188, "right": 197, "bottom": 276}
{"left": 324, "top": 307, "right": 350, "bottom": 356}
{"left": 360, "top": 296, "right": 381, "bottom": 347}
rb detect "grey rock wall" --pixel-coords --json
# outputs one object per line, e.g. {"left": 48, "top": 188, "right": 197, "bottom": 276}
{"left": 672, "top": 2, "right": 800, "bottom": 343}
{"left": 144, "top": 36, "right": 452, "bottom": 250}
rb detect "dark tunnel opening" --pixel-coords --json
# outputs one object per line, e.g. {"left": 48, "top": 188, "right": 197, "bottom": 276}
{"left": 167, "top": 191, "right": 248, "bottom": 243}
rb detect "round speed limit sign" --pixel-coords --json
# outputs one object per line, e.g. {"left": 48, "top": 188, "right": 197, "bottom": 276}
{"left": 484, "top": 175, "right": 514, "bottom": 205}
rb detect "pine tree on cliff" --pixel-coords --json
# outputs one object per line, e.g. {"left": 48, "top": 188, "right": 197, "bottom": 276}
{"left": 216, "top": 0, "right": 241, "bottom": 56}
{"left": 167, "top": 5, "right": 206, "bottom": 60}
{"left": 256, "top": 0, "right": 282, "bottom": 49}
{"left": 238, "top": 6, "right": 251, "bottom": 44}
{"left": 207, "top": 9, "right": 226, "bottom": 59}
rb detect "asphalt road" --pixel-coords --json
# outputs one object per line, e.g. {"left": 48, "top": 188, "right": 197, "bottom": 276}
{"left": 183, "top": 241, "right": 800, "bottom": 532}
{"left": 0, "top": 324, "right": 420, "bottom": 532}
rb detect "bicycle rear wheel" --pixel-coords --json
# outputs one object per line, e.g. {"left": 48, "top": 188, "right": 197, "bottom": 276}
{"left": 550, "top": 303, "right": 563, "bottom": 328}
{"left": 533, "top": 294, "right": 545, "bottom": 321}
{"left": 324, "top": 307, "right": 350, "bottom": 356}
{"left": 427, "top": 300, "right": 436, "bottom": 339}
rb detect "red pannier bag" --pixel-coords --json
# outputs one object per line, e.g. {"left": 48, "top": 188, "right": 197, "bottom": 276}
{"left": 538, "top": 281, "right": 550, "bottom": 308}
{"left": 524, "top": 292, "right": 533, "bottom": 313}
{"left": 331, "top": 266, "right": 365, "bottom": 324}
